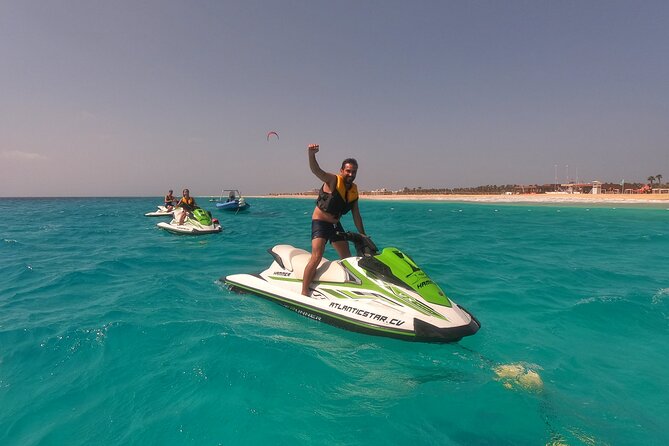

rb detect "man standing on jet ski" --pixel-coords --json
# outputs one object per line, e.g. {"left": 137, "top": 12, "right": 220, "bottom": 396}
{"left": 302, "top": 144, "right": 366, "bottom": 296}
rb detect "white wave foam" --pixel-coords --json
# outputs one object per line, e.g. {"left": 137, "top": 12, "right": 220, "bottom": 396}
{"left": 575, "top": 295, "right": 622, "bottom": 306}
{"left": 652, "top": 288, "right": 669, "bottom": 305}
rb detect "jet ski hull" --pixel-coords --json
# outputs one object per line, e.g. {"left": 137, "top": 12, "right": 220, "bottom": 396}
{"left": 225, "top": 247, "right": 481, "bottom": 343}
{"left": 157, "top": 221, "right": 222, "bottom": 235}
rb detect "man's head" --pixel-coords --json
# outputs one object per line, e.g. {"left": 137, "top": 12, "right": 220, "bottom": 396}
{"left": 340, "top": 158, "right": 358, "bottom": 185}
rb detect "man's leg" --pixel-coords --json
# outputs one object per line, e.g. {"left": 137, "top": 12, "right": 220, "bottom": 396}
{"left": 331, "top": 240, "right": 352, "bottom": 259}
{"left": 302, "top": 237, "right": 327, "bottom": 296}
{"left": 178, "top": 209, "right": 186, "bottom": 225}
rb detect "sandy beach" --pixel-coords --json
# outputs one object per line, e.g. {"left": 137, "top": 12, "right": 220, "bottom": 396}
{"left": 259, "top": 193, "right": 669, "bottom": 205}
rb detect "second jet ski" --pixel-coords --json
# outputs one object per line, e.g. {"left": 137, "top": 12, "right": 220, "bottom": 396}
{"left": 145, "top": 205, "right": 174, "bottom": 217}
{"left": 157, "top": 208, "right": 222, "bottom": 235}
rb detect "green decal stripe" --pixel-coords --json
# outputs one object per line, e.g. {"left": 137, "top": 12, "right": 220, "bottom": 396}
{"left": 268, "top": 276, "right": 302, "bottom": 283}
{"left": 338, "top": 289, "right": 367, "bottom": 299}
{"left": 268, "top": 275, "right": 376, "bottom": 290}
{"left": 322, "top": 288, "right": 348, "bottom": 299}
{"left": 266, "top": 263, "right": 446, "bottom": 318}
{"left": 345, "top": 261, "right": 447, "bottom": 317}
{"left": 225, "top": 280, "right": 416, "bottom": 338}
{"left": 388, "top": 285, "right": 446, "bottom": 320}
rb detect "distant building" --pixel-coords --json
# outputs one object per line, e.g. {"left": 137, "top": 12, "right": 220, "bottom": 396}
{"left": 591, "top": 181, "right": 602, "bottom": 194}
{"left": 369, "top": 188, "right": 391, "bottom": 195}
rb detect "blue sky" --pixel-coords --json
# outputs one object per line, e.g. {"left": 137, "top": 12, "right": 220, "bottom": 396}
{"left": 1, "top": 1, "right": 668, "bottom": 196}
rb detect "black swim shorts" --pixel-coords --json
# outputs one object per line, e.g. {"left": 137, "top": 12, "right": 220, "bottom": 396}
{"left": 311, "top": 220, "right": 346, "bottom": 243}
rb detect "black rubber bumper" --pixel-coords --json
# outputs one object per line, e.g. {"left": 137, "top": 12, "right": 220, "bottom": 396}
{"left": 413, "top": 308, "right": 481, "bottom": 343}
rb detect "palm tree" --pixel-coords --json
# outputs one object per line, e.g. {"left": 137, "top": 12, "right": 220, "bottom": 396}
{"left": 647, "top": 175, "right": 655, "bottom": 186}
{"left": 656, "top": 174, "right": 663, "bottom": 187}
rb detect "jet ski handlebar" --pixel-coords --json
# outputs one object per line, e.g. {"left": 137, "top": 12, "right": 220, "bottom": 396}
{"left": 337, "top": 232, "right": 379, "bottom": 257}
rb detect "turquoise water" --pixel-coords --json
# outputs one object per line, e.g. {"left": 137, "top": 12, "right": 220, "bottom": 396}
{"left": 1, "top": 197, "right": 668, "bottom": 446}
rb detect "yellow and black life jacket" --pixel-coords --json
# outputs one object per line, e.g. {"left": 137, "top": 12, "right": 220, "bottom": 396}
{"left": 316, "top": 175, "right": 358, "bottom": 218}
{"left": 179, "top": 196, "right": 195, "bottom": 211}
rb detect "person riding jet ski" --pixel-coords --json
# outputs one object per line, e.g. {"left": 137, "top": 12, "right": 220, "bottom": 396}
{"left": 164, "top": 189, "right": 177, "bottom": 211}
{"left": 176, "top": 188, "right": 198, "bottom": 225}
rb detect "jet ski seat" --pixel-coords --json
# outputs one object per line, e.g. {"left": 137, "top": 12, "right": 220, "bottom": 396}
{"left": 313, "top": 260, "right": 348, "bottom": 283}
{"left": 269, "top": 245, "right": 348, "bottom": 283}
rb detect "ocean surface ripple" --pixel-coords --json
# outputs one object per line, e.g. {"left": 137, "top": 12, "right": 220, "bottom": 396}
{"left": 1, "top": 197, "right": 668, "bottom": 445}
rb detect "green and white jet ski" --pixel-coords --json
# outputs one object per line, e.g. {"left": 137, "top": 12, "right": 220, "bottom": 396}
{"left": 224, "top": 232, "right": 480, "bottom": 342}
{"left": 157, "top": 208, "right": 222, "bottom": 235}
